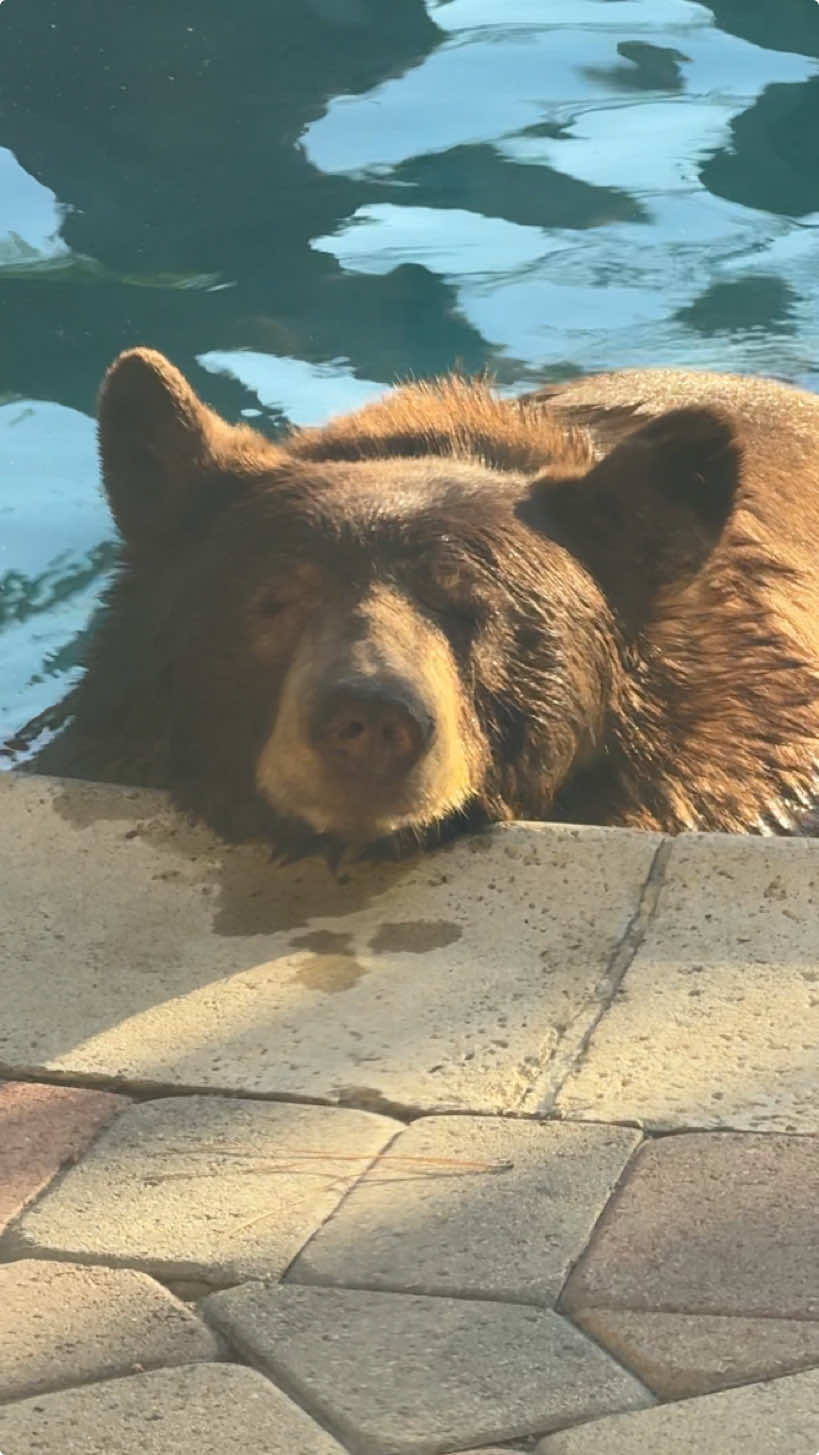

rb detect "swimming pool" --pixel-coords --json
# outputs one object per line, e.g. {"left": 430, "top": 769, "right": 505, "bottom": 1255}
{"left": 1, "top": 0, "right": 818, "bottom": 743}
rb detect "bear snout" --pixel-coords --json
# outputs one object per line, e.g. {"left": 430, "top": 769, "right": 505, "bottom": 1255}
{"left": 254, "top": 596, "right": 482, "bottom": 842}
{"left": 311, "top": 678, "right": 435, "bottom": 786}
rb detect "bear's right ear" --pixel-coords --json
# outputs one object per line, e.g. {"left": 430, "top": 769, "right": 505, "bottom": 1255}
{"left": 98, "top": 348, "right": 231, "bottom": 549}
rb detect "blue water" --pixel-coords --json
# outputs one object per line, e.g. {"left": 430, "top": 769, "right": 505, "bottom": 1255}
{"left": 2, "top": 0, "right": 819, "bottom": 743}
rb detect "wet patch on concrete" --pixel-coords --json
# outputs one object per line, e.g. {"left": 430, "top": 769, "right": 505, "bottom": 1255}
{"left": 292, "top": 954, "right": 368, "bottom": 994}
{"left": 368, "top": 920, "right": 462, "bottom": 954}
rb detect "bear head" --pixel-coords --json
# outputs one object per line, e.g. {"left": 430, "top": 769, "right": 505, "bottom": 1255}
{"left": 89, "top": 348, "right": 740, "bottom": 852}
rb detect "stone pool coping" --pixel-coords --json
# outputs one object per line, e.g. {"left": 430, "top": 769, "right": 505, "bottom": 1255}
{"left": 0, "top": 769, "right": 816, "bottom": 1452}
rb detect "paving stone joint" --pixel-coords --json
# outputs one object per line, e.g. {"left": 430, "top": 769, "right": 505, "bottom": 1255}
{"left": 0, "top": 773, "right": 817, "bottom": 1451}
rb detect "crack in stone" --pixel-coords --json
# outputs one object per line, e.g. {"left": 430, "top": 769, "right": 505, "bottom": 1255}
{"left": 521, "top": 837, "right": 673, "bottom": 1118}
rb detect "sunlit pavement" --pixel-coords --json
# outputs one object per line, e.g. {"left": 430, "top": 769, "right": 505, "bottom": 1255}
{"left": 0, "top": 770, "right": 817, "bottom": 1453}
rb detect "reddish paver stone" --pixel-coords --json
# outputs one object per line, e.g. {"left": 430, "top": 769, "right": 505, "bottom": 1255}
{"left": 562, "top": 1133, "right": 819, "bottom": 1320}
{"left": 0, "top": 1259, "right": 222, "bottom": 1403}
{"left": 0, "top": 1081, "right": 125, "bottom": 1235}
{"left": 574, "top": 1308, "right": 819, "bottom": 1399}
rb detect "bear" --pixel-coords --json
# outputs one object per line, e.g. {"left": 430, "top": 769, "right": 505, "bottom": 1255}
{"left": 11, "top": 347, "right": 819, "bottom": 853}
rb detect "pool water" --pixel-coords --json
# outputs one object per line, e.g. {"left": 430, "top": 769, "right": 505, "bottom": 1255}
{"left": 1, "top": 0, "right": 818, "bottom": 743}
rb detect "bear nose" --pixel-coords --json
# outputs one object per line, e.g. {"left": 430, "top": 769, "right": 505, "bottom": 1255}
{"left": 312, "top": 682, "right": 433, "bottom": 783}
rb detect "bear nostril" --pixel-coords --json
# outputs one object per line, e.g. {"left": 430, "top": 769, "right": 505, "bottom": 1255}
{"left": 313, "top": 684, "right": 431, "bottom": 783}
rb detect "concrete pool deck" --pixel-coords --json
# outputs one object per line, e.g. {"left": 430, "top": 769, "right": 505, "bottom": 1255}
{"left": 0, "top": 769, "right": 817, "bottom": 1452}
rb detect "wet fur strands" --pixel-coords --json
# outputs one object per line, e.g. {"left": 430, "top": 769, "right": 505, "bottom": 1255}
{"left": 14, "top": 348, "right": 819, "bottom": 854}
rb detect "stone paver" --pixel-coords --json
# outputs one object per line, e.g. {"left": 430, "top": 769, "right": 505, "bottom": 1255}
{"left": 535, "top": 1367, "right": 819, "bottom": 1454}
{"left": 0, "top": 1362, "right": 347, "bottom": 1454}
{"left": 9, "top": 1095, "right": 398, "bottom": 1285}
{"left": 4, "top": 781, "right": 818, "bottom": 1454}
{"left": 561, "top": 1133, "right": 819, "bottom": 1320}
{"left": 203, "top": 1283, "right": 652, "bottom": 1453}
{"left": 0, "top": 1080, "right": 124, "bottom": 1236}
{"left": 557, "top": 833, "right": 819, "bottom": 1131}
{"left": 0, "top": 1260, "right": 222, "bottom": 1403}
{"left": 289, "top": 1116, "right": 641, "bottom": 1305}
{"left": 0, "top": 772, "right": 660, "bottom": 1114}
{"left": 574, "top": 1308, "right": 819, "bottom": 1399}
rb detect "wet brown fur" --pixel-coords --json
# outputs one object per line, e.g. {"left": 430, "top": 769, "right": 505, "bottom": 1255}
{"left": 14, "top": 349, "right": 819, "bottom": 849}
{"left": 534, "top": 369, "right": 819, "bottom": 833}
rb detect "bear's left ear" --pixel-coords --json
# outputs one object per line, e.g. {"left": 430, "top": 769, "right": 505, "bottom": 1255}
{"left": 519, "top": 406, "right": 742, "bottom": 632}
{"left": 98, "top": 348, "right": 259, "bottom": 550}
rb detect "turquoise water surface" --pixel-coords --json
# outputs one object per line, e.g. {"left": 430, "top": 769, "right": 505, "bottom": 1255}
{"left": 1, "top": 0, "right": 819, "bottom": 742}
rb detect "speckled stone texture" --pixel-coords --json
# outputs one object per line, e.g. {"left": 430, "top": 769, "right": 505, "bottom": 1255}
{"left": 0, "top": 772, "right": 660, "bottom": 1114}
{"left": 0, "top": 1363, "right": 348, "bottom": 1453}
{"left": 535, "top": 1368, "right": 819, "bottom": 1453}
{"left": 557, "top": 832, "right": 819, "bottom": 1131}
{"left": 288, "top": 1115, "right": 640, "bottom": 1305}
{"left": 204, "top": 1283, "right": 652, "bottom": 1453}
{"left": 0, "top": 1260, "right": 222, "bottom": 1402}
{"left": 0, "top": 1080, "right": 124, "bottom": 1235}
{"left": 9, "top": 1094, "right": 399, "bottom": 1285}
{"left": 561, "top": 1132, "right": 819, "bottom": 1320}
{"left": 573, "top": 1307, "right": 819, "bottom": 1398}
